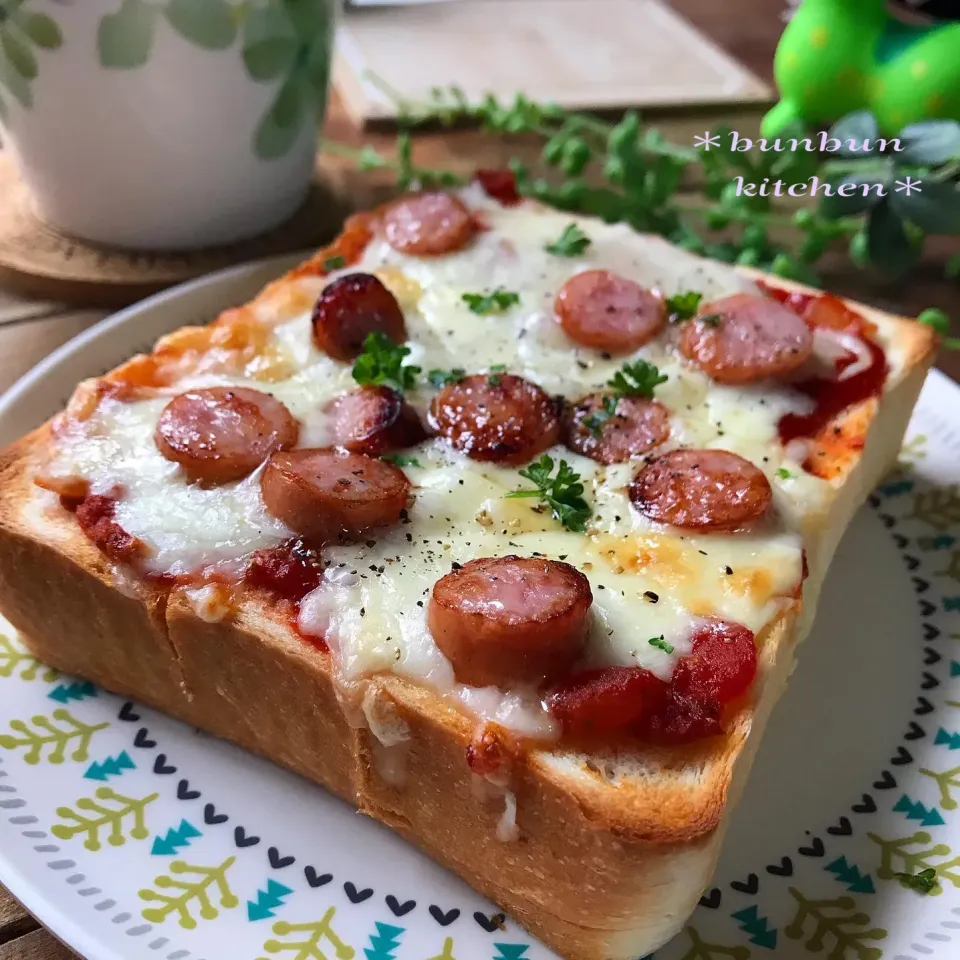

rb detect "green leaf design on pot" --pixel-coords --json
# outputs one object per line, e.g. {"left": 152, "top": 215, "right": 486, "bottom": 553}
{"left": 242, "top": 5, "right": 298, "bottom": 81}
{"left": 165, "top": 0, "right": 237, "bottom": 51}
{"left": 98, "top": 0, "right": 159, "bottom": 69}
{"left": 249, "top": 0, "right": 333, "bottom": 160}
{"left": 0, "top": 0, "right": 65, "bottom": 113}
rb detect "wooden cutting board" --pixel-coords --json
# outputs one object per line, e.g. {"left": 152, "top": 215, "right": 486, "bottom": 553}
{"left": 333, "top": 0, "right": 773, "bottom": 128}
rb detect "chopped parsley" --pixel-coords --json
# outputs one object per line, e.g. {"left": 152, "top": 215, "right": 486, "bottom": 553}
{"left": 607, "top": 359, "right": 668, "bottom": 399}
{"left": 381, "top": 454, "right": 422, "bottom": 468}
{"left": 323, "top": 254, "right": 346, "bottom": 271}
{"left": 584, "top": 396, "right": 618, "bottom": 436}
{"left": 506, "top": 455, "right": 592, "bottom": 533}
{"left": 665, "top": 290, "right": 703, "bottom": 322}
{"left": 352, "top": 331, "right": 420, "bottom": 394}
{"left": 648, "top": 635, "right": 674, "bottom": 654}
{"left": 776, "top": 467, "right": 795, "bottom": 480}
{"left": 487, "top": 363, "right": 507, "bottom": 387}
{"left": 894, "top": 867, "right": 939, "bottom": 895}
{"left": 544, "top": 223, "right": 591, "bottom": 257}
{"left": 428, "top": 367, "right": 465, "bottom": 388}
{"left": 462, "top": 288, "right": 520, "bottom": 315}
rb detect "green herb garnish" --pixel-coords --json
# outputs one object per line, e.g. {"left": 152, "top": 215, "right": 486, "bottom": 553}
{"left": 918, "top": 308, "right": 960, "bottom": 350}
{"left": 699, "top": 313, "right": 722, "bottom": 327}
{"left": 381, "top": 454, "right": 423, "bottom": 468}
{"left": 352, "top": 331, "right": 420, "bottom": 394}
{"left": 607, "top": 359, "right": 668, "bottom": 399}
{"left": 506, "top": 455, "right": 592, "bottom": 532}
{"left": 462, "top": 289, "right": 520, "bottom": 315}
{"left": 328, "top": 85, "right": 960, "bottom": 321}
{"left": 894, "top": 867, "right": 939, "bottom": 895}
{"left": 487, "top": 363, "right": 507, "bottom": 387}
{"left": 428, "top": 368, "right": 466, "bottom": 388}
{"left": 648, "top": 635, "right": 674, "bottom": 655}
{"left": 665, "top": 291, "right": 703, "bottom": 322}
{"left": 323, "top": 255, "right": 346, "bottom": 271}
{"left": 545, "top": 223, "right": 591, "bottom": 257}
{"left": 584, "top": 396, "right": 619, "bottom": 436}
{"left": 776, "top": 467, "right": 794, "bottom": 480}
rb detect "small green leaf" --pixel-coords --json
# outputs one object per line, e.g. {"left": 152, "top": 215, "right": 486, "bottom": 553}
{"left": 0, "top": 49, "right": 31, "bottom": 106}
{"left": 665, "top": 290, "right": 703, "bottom": 322}
{"left": 283, "top": 0, "right": 326, "bottom": 40}
{"left": 97, "top": 0, "right": 158, "bottom": 69}
{"left": 891, "top": 180, "right": 960, "bottom": 235}
{"left": 899, "top": 120, "right": 960, "bottom": 166}
{"left": 241, "top": 7, "right": 297, "bottom": 81}
{"left": 254, "top": 76, "right": 304, "bottom": 160}
{"left": 894, "top": 867, "right": 939, "bottom": 895}
{"left": 1, "top": 31, "right": 37, "bottom": 80}
{"left": 461, "top": 289, "right": 520, "bottom": 315}
{"left": 818, "top": 172, "right": 889, "bottom": 218}
{"left": 866, "top": 202, "right": 919, "bottom": 277}
{"left": 828, "top": 110, "right": 879, "bottom": 156}
{"left": 648, "top": 635, "right": 674, "bottom": 655}
{"left": 544, "top": 223, "right": 591, "bottom": 257}
{"left": 776, "top": 467, "right": 794, "bottom": 480}
{"left": 323, "top": 255, "right": 345, "bottom": 271}
{"left": 381, "top": 454, "right": 422, "bottom": 468}
{"left": 917, "top": 308, "right": 950, "bottom": 336}
{"left": 607, "top": 360, "right": 668, "bottom": 398}
{"left": 16, "top": 12, "right": 63, "bottom": 50}
{"left": 352, "top": 331, "right": 420, "bottom": 394}
{"left": 165, "top": 0, "right": 237, "bottom": 51}
{"left": 427, "top": 368, "right": 465, "bottom": 388}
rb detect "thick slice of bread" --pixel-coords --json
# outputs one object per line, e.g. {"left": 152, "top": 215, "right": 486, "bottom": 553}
{"left": 0, "top": 271, "right": 935, "bottom": 960}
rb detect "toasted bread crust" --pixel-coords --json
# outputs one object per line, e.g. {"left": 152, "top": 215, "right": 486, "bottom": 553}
{"left": 0, "top": 266, "right": 937, "bottom": 960}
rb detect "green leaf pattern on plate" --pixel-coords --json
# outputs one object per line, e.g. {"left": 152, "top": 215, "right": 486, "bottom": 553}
{"left": 0, "top": 0, "right": 64, "bottom": 115}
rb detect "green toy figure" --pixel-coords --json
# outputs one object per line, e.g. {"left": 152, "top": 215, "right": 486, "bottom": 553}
{"left": 763, "top": 0, "right": 960, "bottom": 138}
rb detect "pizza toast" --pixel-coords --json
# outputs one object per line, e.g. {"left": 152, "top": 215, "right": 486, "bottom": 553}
{"left": 0, "top": 183, "right": 937, "bottom": 960}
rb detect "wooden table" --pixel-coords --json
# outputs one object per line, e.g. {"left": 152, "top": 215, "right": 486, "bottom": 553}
{"left": 0, "top": 2, "right": 958, "bottom": 957}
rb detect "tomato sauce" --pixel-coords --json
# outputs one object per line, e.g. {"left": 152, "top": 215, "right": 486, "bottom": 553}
{"left": 475, "top": 169, "right": 522, "bottom": 207}
{"left": 245, "top": 539, "right": 327, "bottom": 650}
{"left": 758, "top": 283, "right": 889, "bottom": 445}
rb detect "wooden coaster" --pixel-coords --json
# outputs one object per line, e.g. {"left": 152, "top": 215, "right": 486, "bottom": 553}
{"left": 0, "top": 155, "right": 352, "bottom": 308}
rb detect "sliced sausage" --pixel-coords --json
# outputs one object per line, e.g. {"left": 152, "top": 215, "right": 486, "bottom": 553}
{"left": 429, "top": 373, "right": 560, "bottom": 465}
{"left": 260, "top": 448, "right": 410, "bottom": 543}
{"left": 679, "top": 293, "right": 813, "bottom": 384}
{"left": 155, "top": 387, "right": 298, "bottom": 485}
{"left": 382, "top": 192, "right": 475, "bottom": 256}
{"left": 630, "top": 448, "right": 772, "bottom": 531}
{"left": 555, "top": 270, "right": 666, "bottom": 353}
{"left": 329, "top": 385, "right": 426, "bottom": 456}
{"left": 563, "top": 394, "right": 669, "bottom": 464}
{"left": 311, "top": 273, "right": 407, "bottom": 361}
{"left": 428, "top": 556, "right": 592, "bottom": 687}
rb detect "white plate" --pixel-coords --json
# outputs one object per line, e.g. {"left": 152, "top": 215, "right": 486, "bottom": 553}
{"left": 1, "top": 261, "right": 960, "bottom": 960}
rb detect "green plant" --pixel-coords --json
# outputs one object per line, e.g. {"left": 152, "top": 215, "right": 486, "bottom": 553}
{"left": 325, "top": 84, "right": 960, "bottom": 307}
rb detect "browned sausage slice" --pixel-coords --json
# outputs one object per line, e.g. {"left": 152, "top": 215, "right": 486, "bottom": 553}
{"left": 679, "top": 293, "right": 814, "bottom": 384}
{"left": 260, "top": 448, "right": 410, "bottom": 542}
{"left": 563, "top": 394, "right": 669, "bottom": 464}
{"left": 311, "top": 273, "right": 407, "bottom": 361}
{"left": 555, "top": 270, "right": 666, "bottom": 353}
{"left": 155, "top": 387, "right": 298, "bottom": 485}
{"left": 382, "top": 192, "right": 475, "bottom": 257}
{"left": 429, "top": 373, "right": 560, "bottom": 465}
{"left": 329, "top": 385, "right": 426, "bottom": 456}
{"left": 630, "top": 448, "right": 772, "bottom": 532}
{"left": 428, "top": 556, "right": 592, "bottom": 687}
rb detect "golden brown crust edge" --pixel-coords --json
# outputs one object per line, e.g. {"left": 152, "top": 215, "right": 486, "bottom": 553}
{"left": 0, "top": 281, "right": 937, "bottom": 960}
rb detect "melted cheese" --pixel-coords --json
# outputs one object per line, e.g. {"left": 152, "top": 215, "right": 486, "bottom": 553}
{"left": 41, "top": 185, "right": 862, "bottom": 733}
